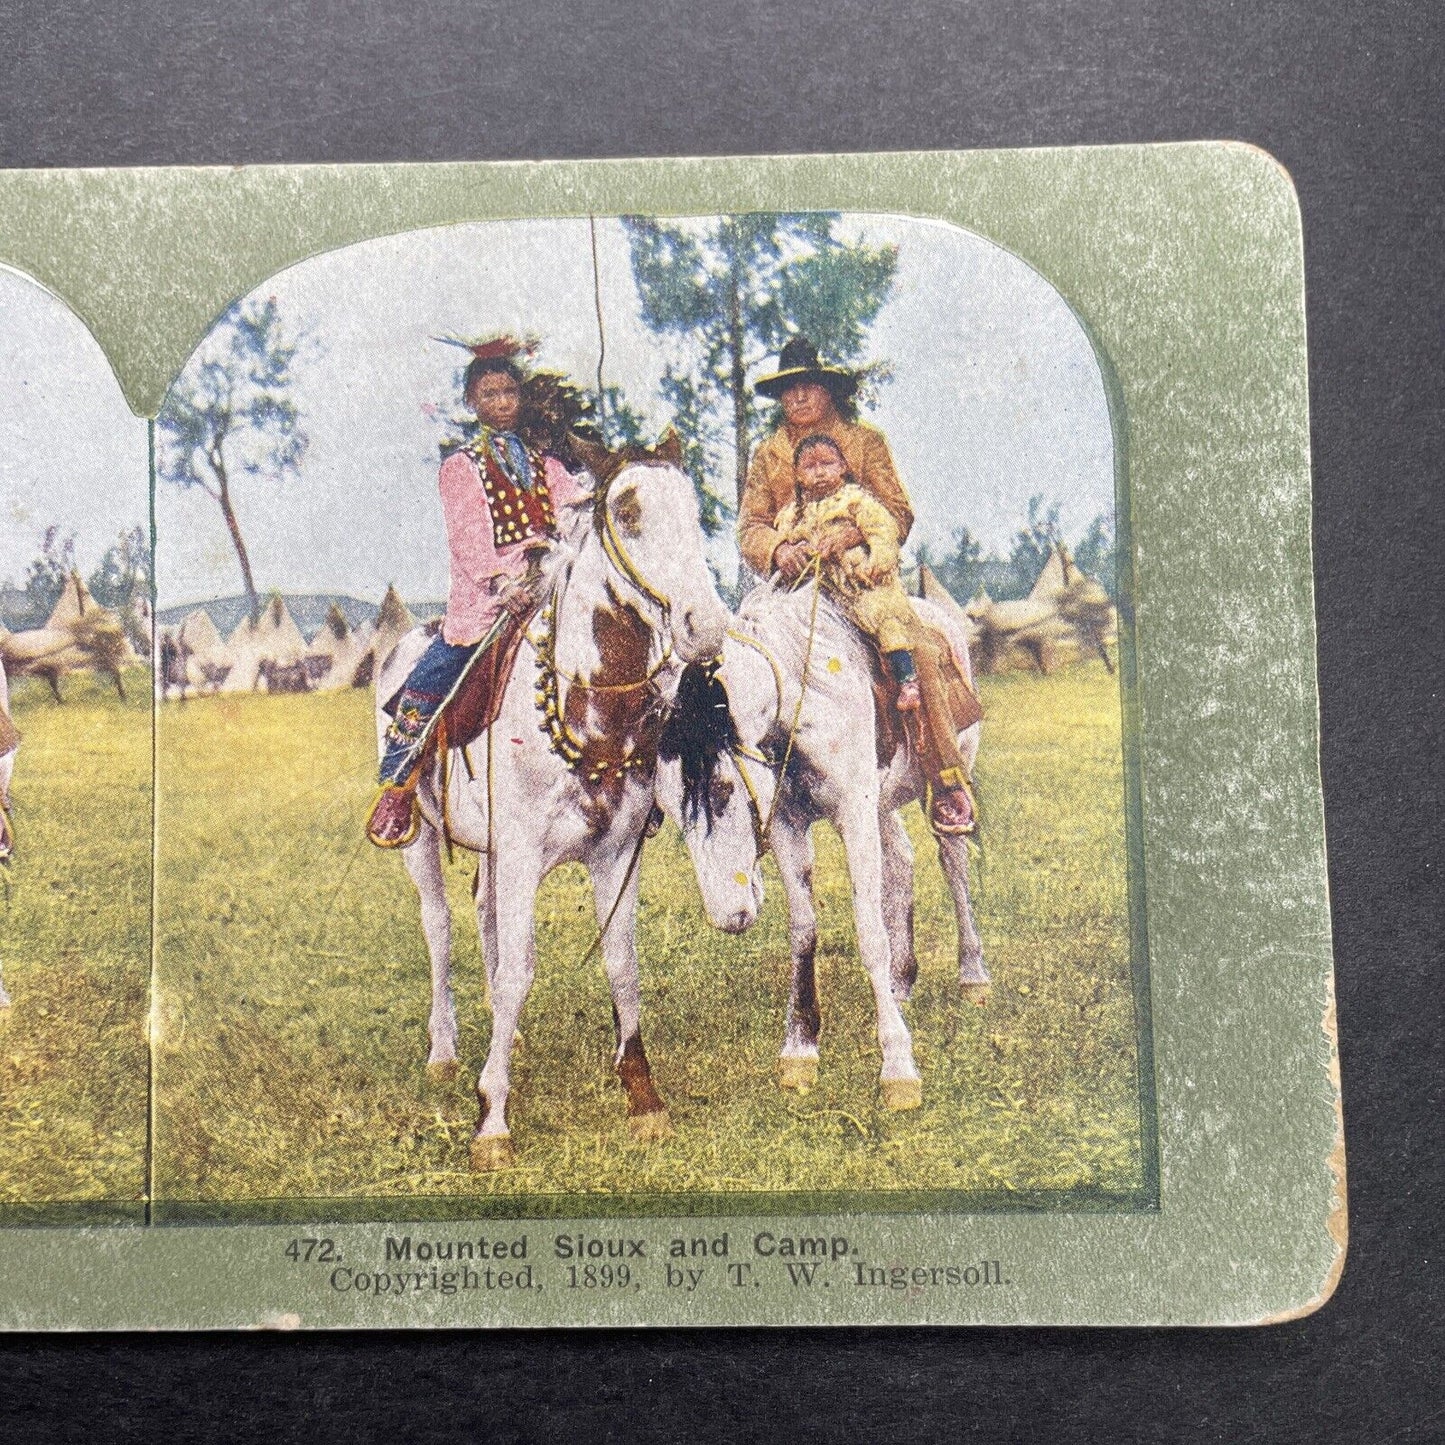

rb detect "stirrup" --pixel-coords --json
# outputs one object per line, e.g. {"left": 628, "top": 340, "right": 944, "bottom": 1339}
{"left": 366, "top": 785, "right": 421, "bottom": 849}
{"left": 926, "top": 777, "right": 978, "bottom": 838}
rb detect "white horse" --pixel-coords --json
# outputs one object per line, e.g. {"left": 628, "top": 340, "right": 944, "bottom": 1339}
{"left": 717, "top": 578, "right": 988, "bottom": 1108}
{"left": 377, "top": 442, "right": 765, "bottom": 1170}
{"left": 0, "top": 653, "right": 16, "bottom": 1008}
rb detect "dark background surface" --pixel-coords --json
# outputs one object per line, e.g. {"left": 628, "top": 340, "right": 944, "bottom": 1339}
{"left": 1, "top": 1, "right": 1440, "bottom": 1440}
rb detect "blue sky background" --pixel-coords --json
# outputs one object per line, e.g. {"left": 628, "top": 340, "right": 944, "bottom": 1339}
{"left": 0, "top": 266, "right": 148, "bottom": 590}
{"left": 1, "top": 219, "right": 1115, "bottom": 611}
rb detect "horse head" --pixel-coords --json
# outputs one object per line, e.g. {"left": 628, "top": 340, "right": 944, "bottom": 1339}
{"left": 578, "top": 432, "right": 729, "bottom": 665}
{"left": 656, "top": 659, "right": 765, "bottom": 935}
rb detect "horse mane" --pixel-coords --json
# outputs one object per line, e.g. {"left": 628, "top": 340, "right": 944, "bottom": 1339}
{"left": 658, "top": 660, "right": 738, "bottom": 829}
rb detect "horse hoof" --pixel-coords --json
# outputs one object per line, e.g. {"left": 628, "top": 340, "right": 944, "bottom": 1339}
{"left": 778, "top": 1056, "right": 819, "bottom": 1092}
{"left": 881, "top": 1077, "right": 923, "bottom": 1112}
{"left": 426, "top": 1060, "right": 460, "bottom": 1085}
{"left": 960, "top": 983, "right": 990, "bottom": 1007}
{"left": 628, "top": 1109, "right": 674, "bottom": 1143}
{"left": 469, "top": 1133, "right": 514, "bottom": 1171}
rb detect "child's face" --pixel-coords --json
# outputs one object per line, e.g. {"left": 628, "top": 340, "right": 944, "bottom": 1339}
{"left": 796, "top": 445, "right": 847, "bottom": 501}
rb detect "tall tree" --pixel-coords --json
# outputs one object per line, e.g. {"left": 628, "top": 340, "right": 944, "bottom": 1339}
{"left": 623, "top": 214, "right": 898, "bottom": 503}
{"left": 157, "top": 296, "right": 309, "bottom": 623}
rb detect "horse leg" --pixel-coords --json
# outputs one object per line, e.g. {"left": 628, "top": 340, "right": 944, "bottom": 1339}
{"left": 880, "top": 808, "right": 918, "bottom": 1002}
{"left": 837, "top": 795, "right": 921, "bottom": 1109}
{"left": 935, "top": 831, "right": 990, "bottom": 1001}
{"left": 472, "top": 862, "right": 500, "bottom": 995}
{"left": 471, "top": 855, "right": 540, "bottom": 1171}
{"left": 773, "top": 817, "right": 822, "bottom": 1092}
{"left": 588, "top": 844, "right": 672, "bottom": 1141}
{"left": 401, "top": 819, "right": 459, "bottom": 1079}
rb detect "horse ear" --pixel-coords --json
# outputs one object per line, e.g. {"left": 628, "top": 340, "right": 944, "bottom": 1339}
{"left": 654, "top": 428, "right": 684, "bottom": 468}
{"left": 570, "top": 432, "right": 614, "bottom": 480}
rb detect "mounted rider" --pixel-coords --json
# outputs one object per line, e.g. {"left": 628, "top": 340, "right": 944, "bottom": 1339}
{"left": 366, "top": 336, "right": 591, "bottom": 847}
{"left": 738, "top": 337, "right": 980, "bottom": 835}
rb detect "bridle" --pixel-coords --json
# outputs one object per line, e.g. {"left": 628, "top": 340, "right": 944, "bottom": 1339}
{"left": 532, "top": 465, "right": 681, "bottom": 783}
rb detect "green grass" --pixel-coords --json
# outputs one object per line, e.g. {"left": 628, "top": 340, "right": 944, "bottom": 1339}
{"left": 0, "top": 670, "right": 151, "bottom": 1218}
{"left": 152, "top": 663, "right": 1150, "bottom": 1218}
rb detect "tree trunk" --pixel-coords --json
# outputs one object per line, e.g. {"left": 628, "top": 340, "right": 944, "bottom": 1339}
{"left": 728, "top": 262, "right": 749, "bottom": 505}
{"left": 213, "top": 458, "right": 259, "bottom": 624}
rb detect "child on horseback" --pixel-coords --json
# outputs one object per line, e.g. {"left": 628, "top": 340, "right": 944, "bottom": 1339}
{"left": 773, "top": 433, "right": 980, "bottom": 834}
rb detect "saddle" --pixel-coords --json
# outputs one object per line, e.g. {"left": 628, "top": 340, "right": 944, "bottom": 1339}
{"left": 867, "top": 622, "right": 983, "bottom": 770}
{"left": 381, "top": 601, "right": 538, "bottom": 770}
{"left": 437, "top": 606, "right": 535, "bottom": 755}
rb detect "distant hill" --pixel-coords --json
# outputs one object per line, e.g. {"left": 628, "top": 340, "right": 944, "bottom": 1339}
{"left": 157, "top": 593, "right": 444, "bottom": 642}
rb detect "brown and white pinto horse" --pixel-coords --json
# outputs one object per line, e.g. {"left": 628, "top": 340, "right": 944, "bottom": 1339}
{"left": 376, "top": 441, "right": 763, "bottom": 1169}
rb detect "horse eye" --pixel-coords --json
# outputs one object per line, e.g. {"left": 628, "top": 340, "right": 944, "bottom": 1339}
{"left": 710, "top": 777, "right": 735, "bottom": 810}
{"left": 611, "top": 486, "right": 643, "bottom": 538}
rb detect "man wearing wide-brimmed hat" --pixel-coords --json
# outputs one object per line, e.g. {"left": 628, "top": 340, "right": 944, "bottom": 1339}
{"left": 738, "top": 336, "right": 978, "bottom": 836}
{"left": 365, "top": 336, "right": 590, "bottom": 848}
{"left": 738, "top": 336, "right": 913, "bottom": 581}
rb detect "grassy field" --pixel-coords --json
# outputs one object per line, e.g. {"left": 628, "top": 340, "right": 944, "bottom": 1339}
{"left": 153, "top": 663, "right": 1151, "bottom": 1217}
{"left": 0, "top": 670, "right": 151, "bottom": 1219}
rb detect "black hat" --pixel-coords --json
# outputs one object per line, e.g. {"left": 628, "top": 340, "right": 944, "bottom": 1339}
{"left": 754, "top": 336, "right": 859, "bottom": 401}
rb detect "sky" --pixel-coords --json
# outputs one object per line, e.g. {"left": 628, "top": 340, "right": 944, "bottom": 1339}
{"left": 0, "top": 266, "right": 149, "bottom": 590}
{"left": 0, "top": 219, "right": 1115, "bottom": 612}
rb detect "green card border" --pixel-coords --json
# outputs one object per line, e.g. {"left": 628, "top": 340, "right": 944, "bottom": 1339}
{"left": 0, "top": 144, "right": 1342, "bottom": 1327}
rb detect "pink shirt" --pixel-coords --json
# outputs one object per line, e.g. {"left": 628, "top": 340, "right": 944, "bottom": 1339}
{"left": 438, "top": 448, "right": 588, "bottom": 645}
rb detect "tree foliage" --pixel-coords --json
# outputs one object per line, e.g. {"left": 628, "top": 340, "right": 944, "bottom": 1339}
{"left": 1008, "top": 494, "right": 1064, "bottom": 597}
{"left": 157, "top": 296, "right": 309, "bottom": 622}
{"left": 87, "top": 525, "right": 152, "bottom": 612}
{"left": 1072, "top": 512, "right": 1117, "bottom": 600}
{"left": 623, "top": 214, "right": 898, "bottom": 505}
{"left": 919, "top": 501, "right": 1118, "bottom": 605}
{"left": 22, "top": 525, "right": 77, "bottom": 624}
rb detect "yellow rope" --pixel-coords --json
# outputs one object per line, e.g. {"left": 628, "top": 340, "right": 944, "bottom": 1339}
{"left": 724, "top": 626, "right": 785, "bottom": 725}
{"left": 759, "top": 558, "right": 823, "bottom": 848}
{"left": 575, "top": 824, "right": 649, "bottom": 974}
{"left": 551, "top": 647, "right": 673, "bottom": 693}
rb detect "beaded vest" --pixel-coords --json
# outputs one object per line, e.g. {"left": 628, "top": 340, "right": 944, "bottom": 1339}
{"left": 466, "top": 430, "right": 556, "bottom": 548}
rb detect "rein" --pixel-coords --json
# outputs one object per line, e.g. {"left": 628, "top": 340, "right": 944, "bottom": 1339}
{"left": 527, "top": 470, "right": 679, "bottom": 963}
{"left": 761, "top": 560, "right": 824, "bottom": 847}
{"left": 720, "top": 559, "right": 825, "bottom": 856}
{"left": 530, "top": 487, "right": 676, "bottom": 786}
{"left": 599, "top": 500, "right": 671, "bottom": 616}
